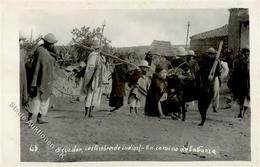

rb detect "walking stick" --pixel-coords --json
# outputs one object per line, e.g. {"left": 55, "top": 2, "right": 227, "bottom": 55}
{"left": 74, "top": 42, "right": 138, "bottom": 69}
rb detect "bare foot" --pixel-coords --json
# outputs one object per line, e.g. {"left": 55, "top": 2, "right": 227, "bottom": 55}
{"left": 159, "top": 115, "right": 166, "bottom": 119}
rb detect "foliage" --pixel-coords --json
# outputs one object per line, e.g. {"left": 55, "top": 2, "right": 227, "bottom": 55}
{"left": 20, "top": 36, "right": 42, "bottom": 51}
{"left": 69, "top": 26, "right": 113, "bottom": 63}
{"left": 19, "top": 36, "right": 42, "bottom": 64}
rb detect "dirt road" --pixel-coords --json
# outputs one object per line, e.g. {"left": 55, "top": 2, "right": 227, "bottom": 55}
{"left": 20, "top": 89, "right": 250, "bottom": 162}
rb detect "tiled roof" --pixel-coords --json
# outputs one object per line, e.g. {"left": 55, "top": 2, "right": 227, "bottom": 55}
{"left": 190, "top": 24, "right": 228, "bottom": 40}
{"left": 149, "top": 40, "right": 175, "bottom": 57}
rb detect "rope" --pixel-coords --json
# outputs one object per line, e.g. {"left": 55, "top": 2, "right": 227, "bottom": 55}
{"left": 174, "top": 62, "right": 187, "bottom": 73}
{"left": 168, "top": 61, "right": 187, "bottom": 76}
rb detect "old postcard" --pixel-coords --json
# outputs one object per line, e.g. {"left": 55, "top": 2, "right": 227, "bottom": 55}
{"left": 1, "top": 0, "right": 259, "bottom": 166}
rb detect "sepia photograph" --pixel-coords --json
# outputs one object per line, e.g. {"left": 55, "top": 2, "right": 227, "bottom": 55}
{"left": 1, "top": 1, "right": 256, "bottom": 164}
{"left": 17, "top": 8, "right": 251, "bottom": 162}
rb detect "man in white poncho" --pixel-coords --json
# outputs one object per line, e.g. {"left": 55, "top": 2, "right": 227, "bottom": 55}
{"left": 81, "top": 40, "right": 105, "bottom": 118}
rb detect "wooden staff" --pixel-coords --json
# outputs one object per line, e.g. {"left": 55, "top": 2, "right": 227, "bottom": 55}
{"left": 74, "top": 42, "right": 138, "bottom": 69}
{"left": 208, "top": 40, "right": 223, "bottom": 82}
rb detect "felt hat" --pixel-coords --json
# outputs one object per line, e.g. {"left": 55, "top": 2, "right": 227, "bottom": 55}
{"left": 92, "top": 40, "right": 100, "bottom": 49}
{"left": 138, "top": 60, "right": 150, "bottom": 68}
{"left": 207, "top": 47, "right": 217, "bottom": 54}
{"left": 42, "top": 33, "right": 58, "bottom": 44}
{"left": 187, "top": 50, "right": 195, "bottom": 56}
{"left": 176, "top": 47, "right": 187, "bottom": 56}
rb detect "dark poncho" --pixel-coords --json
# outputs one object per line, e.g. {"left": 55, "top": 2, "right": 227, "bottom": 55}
{"left": 109, "top": 63, "right": 128, "bottom": 108}
{"left": 228, "top": 55, "right": 250, "bottom": 104}
{"left": 145, "top": 73, "right": 166, "bottom": 116}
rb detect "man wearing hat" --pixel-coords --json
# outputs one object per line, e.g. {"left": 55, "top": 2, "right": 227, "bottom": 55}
{"left": 170, "top": 47, "right": 188, "bottom": 74}
{"left": 81, "top": 40, "right": 104, "bottom": 118}
{"left": 175, "top": 47, "right": 188, "bottom": 58}
{"left": 228, "top": 46, "right": 250, "bottom": 118}
{"left": 186, "top": 50, "right": 200, "bottom": 79}
{"left": 203, "top": 47, "right": 222, "bottom": 113}
{"left": 28, "top": 33, "right": 58, "bottom": 123}
{"left": 128, "top": 60, "right": 151, "bottom": 116}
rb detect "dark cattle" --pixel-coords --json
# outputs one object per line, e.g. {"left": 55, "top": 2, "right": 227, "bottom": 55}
{"left": 166, "top": 74, "right": 198, "bottom": 122}
{"left": 167, "top": 56, "right": 220, "bottom": 126}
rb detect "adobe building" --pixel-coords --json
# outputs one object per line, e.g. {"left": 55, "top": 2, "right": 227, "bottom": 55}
{"left": 189, "top": 24, "right": 228, "bottom": 54}
{"left": 148, "top": 40, "right": 175, "bottom": 63}
{"left": 147, "top": 40, "right": 174, "bottom": 70}
{"left": 189, "top": 8, "right": 249, "bottom": 55}
{"left": 228, "top": 8, "right": 249, "bottom": 55}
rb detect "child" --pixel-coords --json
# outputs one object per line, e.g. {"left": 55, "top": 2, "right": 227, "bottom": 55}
{"left": 128, "top": 60, "right": 151, "bottom": 116}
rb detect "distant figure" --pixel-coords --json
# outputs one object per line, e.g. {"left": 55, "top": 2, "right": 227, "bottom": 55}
{"left": 81, "top": 40, "right": 104, "bottom": 118}
{"left": 28, "top": 33, "right": 58, "bottom": 124}
{"left": 219, "top": 60, "right": 229, "bottom": 82}
{"left": 145, "top": 51, "right": 153, "bottom": 66}
{"left": 128, "top": 60, "right": 151, "bottom": 116}
{"left": 109, "top": 53, "right": 129, "bottom": 112}
{"left": 186, "top": 50, "right": 200, "bottom": 80}
{"left": 228, "top": 47, "right": 250, "bottom": 118}
{"left": 223, "top": 48, "right": 234, "bottom": 70}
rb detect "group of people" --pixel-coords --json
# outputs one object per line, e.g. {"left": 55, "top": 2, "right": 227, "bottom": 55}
{"left": 20, "top": 32, "right": 250, "bottom": 125}
{"left": 144, "top": 46, "right": 225, "bottom": 119}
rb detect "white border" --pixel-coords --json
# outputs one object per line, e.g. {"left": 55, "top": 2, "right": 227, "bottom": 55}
{"left": 1, "top": 0, "right": 259, "bottom": 166}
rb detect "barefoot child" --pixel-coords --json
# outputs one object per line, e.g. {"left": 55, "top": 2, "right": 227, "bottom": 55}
{"left": 128, "top": 60, "right": 151, "bottom": 116}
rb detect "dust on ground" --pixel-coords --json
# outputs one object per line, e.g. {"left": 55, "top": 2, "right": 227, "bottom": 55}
{"left": 20, "top": 84, "right": 250, "bottom": 162}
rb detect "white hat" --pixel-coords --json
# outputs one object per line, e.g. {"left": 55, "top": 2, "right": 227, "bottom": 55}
{"left": 92, "top": 40, "right": 100, "bottom": 49}
{"left": 207, "top": 47, "right": 217, "bottom": 54}
{"left": 139, "top": 60, "right": 150, "bottom": 68}
{"left": 42, "top": 33, "right": 58, "bottom": 44}
{"left": 79, "top": 61, "right": 86, "bottom": 67}
{"left": 187, "top": 50, "right": 195, "bottom": 56}
{"left": 176, "top": 47, "right": 187, "bottom": 56}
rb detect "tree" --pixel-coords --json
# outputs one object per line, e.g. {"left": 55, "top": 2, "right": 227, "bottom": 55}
{"left": 70, "top": 26, "right": 113, "bottom": 63}
{"left": 20, "top": 35, "right": 42, "bottom": 64}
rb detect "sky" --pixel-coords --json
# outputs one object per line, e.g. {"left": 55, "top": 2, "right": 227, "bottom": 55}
{"left": 19, "top": 9, "right": 229, "bottom": 47}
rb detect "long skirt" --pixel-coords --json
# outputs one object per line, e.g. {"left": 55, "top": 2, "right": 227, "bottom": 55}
{"left": 81, "top": 71, "right": 103, "bottom": 108}
{"left": 109, "top": 96, "right": 124, "bottom": 108}
{"left": 161, "top": 96, "right": 181, "bottom": 116}
{"left": 84, "top": 86, "right": 102, "bottom": 108}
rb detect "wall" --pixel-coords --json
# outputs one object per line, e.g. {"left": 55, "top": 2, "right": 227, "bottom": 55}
{"left": 240, "top": 22, "right": 249, "bottom": 49}
{"left": 190, "top": 36, "right": 228, "bottom": 54}
{"left": 228, "top": 8, "right": 249, "bottom": 55}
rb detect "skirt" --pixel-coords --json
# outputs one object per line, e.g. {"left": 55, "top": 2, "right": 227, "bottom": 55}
{"left": 109, "top": 96, "right": 124, "bottom": 108}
